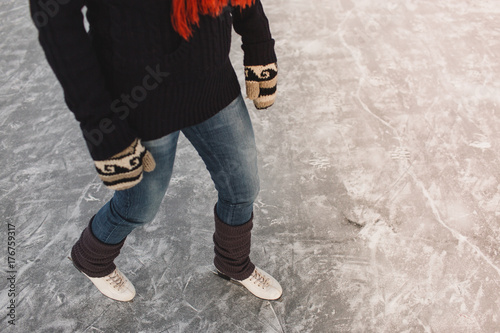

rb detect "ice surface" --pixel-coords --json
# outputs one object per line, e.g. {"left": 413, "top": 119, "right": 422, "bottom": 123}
{"left": 1, "top": 0, "right": 500, "bottom": 332}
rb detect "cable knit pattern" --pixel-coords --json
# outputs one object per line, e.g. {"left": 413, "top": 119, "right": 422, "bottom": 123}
{"left": 29, "top": 0, "right": 276, "bottom": 160}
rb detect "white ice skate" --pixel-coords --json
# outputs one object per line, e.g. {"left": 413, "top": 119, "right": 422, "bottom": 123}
{"left": 68, "top": 256, "right": 136, "bottom": 302}
{"left": 214, "top": 267, "right": 282, "bottom": 300}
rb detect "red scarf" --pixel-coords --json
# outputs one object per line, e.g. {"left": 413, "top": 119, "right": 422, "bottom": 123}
{"left": 172, "top": 0, "right": 255, "bottom": 40}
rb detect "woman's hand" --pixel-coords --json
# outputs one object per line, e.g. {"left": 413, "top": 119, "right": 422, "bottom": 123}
{"left": 94, "top": 138, "right": 156, "bottom": 191}
{"left": 244, "top": 62, "right": 278, "bottom": 109}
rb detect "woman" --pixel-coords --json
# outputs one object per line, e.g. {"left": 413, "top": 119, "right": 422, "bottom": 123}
{"left": 29, "top": 0, "right": 281, "bottom": 302}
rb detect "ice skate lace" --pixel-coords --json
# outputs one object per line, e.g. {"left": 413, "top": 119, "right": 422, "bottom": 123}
{"left": 105, "top": 270, "right": 126, "bottom": 290}
{"left": 250, "top": 269, "right": 270, "bottom": 289}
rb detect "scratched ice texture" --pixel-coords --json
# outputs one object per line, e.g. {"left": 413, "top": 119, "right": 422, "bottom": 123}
{"left": 1, "top": 0, "right": 500, "bottom": 332}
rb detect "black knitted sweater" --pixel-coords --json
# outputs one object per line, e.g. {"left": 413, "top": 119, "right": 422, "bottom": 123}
{"left": 29, "top": 0, "right": 276, "bottom": 160}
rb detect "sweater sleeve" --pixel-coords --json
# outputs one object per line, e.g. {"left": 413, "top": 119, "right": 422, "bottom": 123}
{"left": 232, "top": 0, "right": 277, "bottom": 66}
{"left": 29, "top": 0, "right": 136, "bottom": 161}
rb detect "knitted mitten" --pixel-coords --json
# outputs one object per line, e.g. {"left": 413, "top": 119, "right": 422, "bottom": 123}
{"left": 94, "top": 138, "right": 155, "bottom": 191}
{"left": 244, "top": 62, "right": 278, "bottom": 109}
{"left": 213, "top": 206, "right": 255, "bottom": 280}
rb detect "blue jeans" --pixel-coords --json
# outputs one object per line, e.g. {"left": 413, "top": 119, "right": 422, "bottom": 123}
{"left": 91, "top": 95, "right": 260, "bottom": 244}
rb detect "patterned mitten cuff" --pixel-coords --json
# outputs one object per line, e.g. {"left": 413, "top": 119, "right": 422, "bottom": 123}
{"left": 94, "top": 138, "right": 155, "bottom": 191}
{"left": 244, "top": 63, "right": 278, "bottom": 109}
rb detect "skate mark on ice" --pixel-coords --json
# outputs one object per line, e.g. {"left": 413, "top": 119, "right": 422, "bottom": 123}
{"left": 183, "top": 300, "right": 200, "bottom": 313}
{"left": 15, "top": 181, "right": 99, "bottom": 280}
{"left": 468, "top": 133, "right": 491, "bottom": 150}
{"left": 308, "top": 157, "right": 331, "bottom": 170}
{"left": 410, "top": 169, "right": 500, "bottom": 277}
{"left": 183, "top": 275, "right": 192, "bottom": 293}
{"left": 269, "top": 302, "right": 285, "bottom": 333}
{"left": 390, "top": 147, "right": 411, "bottom": 161}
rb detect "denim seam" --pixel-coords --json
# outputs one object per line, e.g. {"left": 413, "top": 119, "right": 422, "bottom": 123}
{"left": 103, "top": 190, "right": 131, "bottom": 244}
